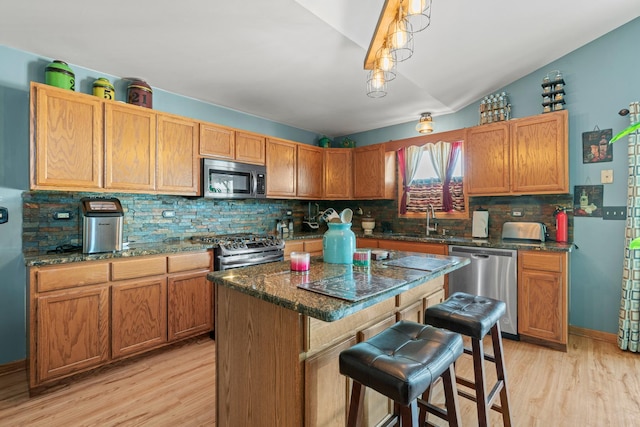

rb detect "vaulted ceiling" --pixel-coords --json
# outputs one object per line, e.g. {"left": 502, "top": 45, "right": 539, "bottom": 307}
{"left": 0, "top": 0, "right": 637, "bottom": 136}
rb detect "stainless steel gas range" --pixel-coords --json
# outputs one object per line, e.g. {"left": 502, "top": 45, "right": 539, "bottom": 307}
{"left": 191, "top": 234, "right": 285, "bottom": 271}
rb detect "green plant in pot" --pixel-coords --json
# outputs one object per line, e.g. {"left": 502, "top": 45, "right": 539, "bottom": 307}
{"left": 610, "top": 121, "right": 640, "bottom": 248}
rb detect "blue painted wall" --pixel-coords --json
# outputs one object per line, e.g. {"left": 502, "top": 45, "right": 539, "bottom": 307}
{"left": 343, "top": 18, "right": 640, "bottom": 335}
{"left": 0, "top": 18, "right": 638, "bottom": 364}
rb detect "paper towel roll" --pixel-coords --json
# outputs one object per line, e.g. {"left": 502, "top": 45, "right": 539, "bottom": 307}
{"left": 472, "top": 211, "right": 489, "bottom": 238}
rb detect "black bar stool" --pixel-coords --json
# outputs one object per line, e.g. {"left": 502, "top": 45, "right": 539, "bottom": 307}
{"left": 424, "top": 292, "right": 512, "bottom": 427}
{"left": 339, "top": 320, "right": 464, "bottom": 426}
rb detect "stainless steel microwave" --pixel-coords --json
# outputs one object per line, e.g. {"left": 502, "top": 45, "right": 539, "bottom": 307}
{"left": 203, "top": 159, "right": 266, "bottom": 199}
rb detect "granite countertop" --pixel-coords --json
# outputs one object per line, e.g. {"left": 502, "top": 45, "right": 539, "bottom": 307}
{"left": 286, "top": 231, "right": 574, "bottom": 253}
{"left": 24, "top": 239, "right": 213, "bottom": 267}
{"left": 207, "top": 251, "right": 469, "bottom": 322}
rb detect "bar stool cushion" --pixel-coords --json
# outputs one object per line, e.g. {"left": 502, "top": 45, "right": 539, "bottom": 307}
{"left": 339, "top": 320, "right": 463, "bottom": 406}
{"left": 424, "top": 292, "right": 506, "bottom": 339}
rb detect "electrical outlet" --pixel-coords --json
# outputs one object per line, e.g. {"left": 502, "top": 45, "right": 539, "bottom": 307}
{"left": 601, "top": 169, "right": 614, "bottom": 184}
{"left": 0, "top": 207, "right": 8, "bottom": 224}
{"left": 53, "top": 211, "right": 72, "bottom": 220}
{"left": 162, "top": 210, "right": 176, "bottom": 218}
{"left": 602, "top": 206, "right": 626, "bottom": 220}
{"left": 511, "top": 209, "right": 524, "bottom": 217}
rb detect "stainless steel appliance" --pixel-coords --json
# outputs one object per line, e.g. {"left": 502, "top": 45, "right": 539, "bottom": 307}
{"left": 81, "top": 197, "right": 124, "bottom": 254}
{"left": 448, "top": 245, "right": 518, "bottom": 338}
{"left": 501, "top": 221, "right": 547, "bottom": 242}
{"left": 203, "top": 159, "right": 266, "bottom": 199}
{"left": 191, "top": 234, "right": 284, "bottom": 270}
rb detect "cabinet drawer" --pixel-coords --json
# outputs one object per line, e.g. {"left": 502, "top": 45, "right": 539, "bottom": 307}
{"left": 284, "top": 240, "right": 304, "bottom": 257}
{"left": 167, "top": 251, "right": 212, "bottom": 273}
{"left": 396, "top": 277, "right": 443, "bottom": 308}
{"left": 36, "top": 262, "right": 110, "bottom": 292}
{"left": 520, "top": 251, "right": 564, "bottom": 273}
{"left": 305, "top": 298, "right": 395, "bottom": 353}
{"left": 304, "top": 239, "right": 323, "bottom": 255}
{"left": 111, "top": 256, "right": 167, "bottom": 281}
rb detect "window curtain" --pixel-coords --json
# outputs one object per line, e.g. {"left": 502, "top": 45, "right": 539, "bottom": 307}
{"left": 619, "top": 101, "right": 640, "bottom": 352}
{"left": 397, "top": 146, "right": 424, "bottom": 214}
{"left": 424, "top": 141, "right": 462, "bottom": 212}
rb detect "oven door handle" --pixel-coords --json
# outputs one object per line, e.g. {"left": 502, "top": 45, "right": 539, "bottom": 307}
{"left": 219, "top": 253, "right": 284, "bottom": 270}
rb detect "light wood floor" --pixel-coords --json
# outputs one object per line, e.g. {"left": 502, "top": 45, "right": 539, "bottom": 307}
{"left": 0, "top": 334, "right": 639, "bottom": 426}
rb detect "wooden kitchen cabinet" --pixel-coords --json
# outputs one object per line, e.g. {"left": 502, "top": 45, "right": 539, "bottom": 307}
{"left": 284, "top": 238, "right": 323, "bottom": 259}
{"left": 199, "top": 122, "right": 235, "bottom": 160}
{"left": 28, "top": 250, "right": 213, "bottom": 390}
{"left": 167, "top": 270, "right": 213, "bottom": 341}
{"left": 105, "top": 102, "right": 156, "bottom": 191}
{"left": 510, "top": 110, "right": 568, "bottom": 194}
{"left": 30, "top": 83, "right": 104, "bottom": 191}
{"left": 465, "top": 110, "right": 568, "bottom": 196}
{"left": 465, "top": 122, "right": 511, "bottom": 195}
{"left": 353, "top": 145, "right": 395, "bottom": 200}
{"left": 518, "top": 250, "right": 568, "bottom": 351}
{"left": 235, "top": 131, "right": 266, "bottom": 165}
{"left": 297, "top": 144, "right": 324, "bottom": 199}
{"left": 156, "top": 113, "right": 200, "bottom": 195}
{"left": 36, "top": 284, "right": 110, "bottom": 383}
{"left": 266, "top": 137, "right": 297, "bottom": 197}
{"left": 111, "top": 277, "right": 167, "bottom": 358}
{"left": 324, "top": 148, "right": 352, "bottom": 199}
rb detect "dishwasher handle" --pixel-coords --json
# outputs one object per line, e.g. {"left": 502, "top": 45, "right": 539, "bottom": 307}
{"left": 471, "top": 254, "right": 490, "bottom": 259}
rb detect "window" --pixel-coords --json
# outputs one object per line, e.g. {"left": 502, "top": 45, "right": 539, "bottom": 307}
{"left": 397, "top": 140, "right": 467, "bottom": 219}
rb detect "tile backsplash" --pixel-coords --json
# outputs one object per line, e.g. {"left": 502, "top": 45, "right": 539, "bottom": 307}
{"left": 23, "top": 191, "right": 574, "bottom": 255}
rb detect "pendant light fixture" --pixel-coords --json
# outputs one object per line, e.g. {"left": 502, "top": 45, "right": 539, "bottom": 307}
{"left": 416, "top": 112, "right": 434, "bottom": 133}
{"left": 363, "top": 0, "right": 434, "bottom": 98}
{"left": 406, "top": 0, "right": 432, "bottom": 33}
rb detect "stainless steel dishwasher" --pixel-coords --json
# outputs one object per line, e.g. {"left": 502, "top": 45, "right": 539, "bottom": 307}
{"left": 448, "top": 245, "right": 518, "bottom": 338}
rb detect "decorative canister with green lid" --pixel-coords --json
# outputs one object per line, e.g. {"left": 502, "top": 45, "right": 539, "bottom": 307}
{"left": 45, "top": 60, "right": 75, "bottom": 91}
{"left": 92, "top": 77, "right": 115, "bottom": 100}
{"left": 323, "top": 222, "right": 356, "bottom": 264}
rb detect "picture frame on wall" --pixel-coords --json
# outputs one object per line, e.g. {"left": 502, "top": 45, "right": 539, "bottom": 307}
{"left": 582, "top": 128, "right": 613, "bottom": 163}
{"left": 574, "top": 185, "right": 604, "bottom": 217}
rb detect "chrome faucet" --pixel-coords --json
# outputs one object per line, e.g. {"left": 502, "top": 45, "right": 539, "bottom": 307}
{"left": 426, "top": 204, "right": 437, "bottom": 236}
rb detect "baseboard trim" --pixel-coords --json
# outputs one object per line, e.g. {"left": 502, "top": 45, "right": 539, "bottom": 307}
{"left": 569, "top": 325, "right": 617, "bottom": 344}
{"left": 0, "top": 359, "right": 26, "bottom": 377}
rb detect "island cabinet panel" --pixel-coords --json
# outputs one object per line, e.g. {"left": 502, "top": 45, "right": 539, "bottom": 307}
{"left": 510, "top": 111, "right": 568, "bottom": 194}
{"left": 324, "top": 148, "right": 352, "bottom": 199}
{"left": 36, "top": 284, "right": 110, "bottom": 383}
{"left": 111, "top": 277, "right": 167, "bottom": 359}
{"left": 216, "top": 285, "right": 304, "bottom": 427}
{"left": 266, "top": 138, "right": 298, "bottom": 197}
{"left": 235, "top": 131, "right": 266, "bottom": 165}
{"left": 465, "top": 122, "right": 511, "bottom": 195}
{"left": 518, "top": 250, "right": 568, "bottom": 351}
{"left": 167, "top": 270, "right": 213, "bottom": 341}
{"left": 31, "top": 83, "right": 104, "bottom": 190}
{"left": 156, "top": 113, "right": 200, "bottom": 195}
{"left": 199, "top": 122, "right": 235, "bottom": 160}
{"left": 104, "top": 103, "right": 156, "bottom": 191}
{"left": 297, "top": 144, "right": 324, "bottom": 199}
{"left": 305, "top": 336, "right": 357, "bottom": 427}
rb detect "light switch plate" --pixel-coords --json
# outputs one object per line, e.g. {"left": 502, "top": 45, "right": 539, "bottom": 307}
{"left": 601, "top": 169, "right": 614, "bottom": 184}
{"left": 602, "top": 206, "right": 626, "bottom": 220}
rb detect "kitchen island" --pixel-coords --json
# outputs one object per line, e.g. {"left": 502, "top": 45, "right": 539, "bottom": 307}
{"left": 208, "top": 251, "right": 469, "bottom": 427}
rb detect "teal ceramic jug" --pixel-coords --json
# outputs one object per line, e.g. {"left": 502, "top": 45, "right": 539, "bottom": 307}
{"left": 323, "top": 222, "right": 356, "bottom": 264}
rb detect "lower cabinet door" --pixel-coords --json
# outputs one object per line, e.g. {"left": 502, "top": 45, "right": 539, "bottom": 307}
{"left": 305, "top": 336, "right": 357, "bottom": 427}
{"left": 111, "top": 277, "right": 168, "bottom": 358}
{"left": 37, "top": 284, "right": 110, "bottom": 382}
{"left": 168, "top": 270, "right": 213, "bottom": 341}
{"left": 396, "top": 300, "right": 424, "bottom": 323}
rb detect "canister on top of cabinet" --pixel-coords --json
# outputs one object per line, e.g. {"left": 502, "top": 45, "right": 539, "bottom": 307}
{"left": 45, "top": 60, "right": 75, "bottom": 91}
{"left": 126, "top": 78, "right": 153, "bottom": 108}
{"left": 93, "top": 77, "right": 115, "bottom": 100}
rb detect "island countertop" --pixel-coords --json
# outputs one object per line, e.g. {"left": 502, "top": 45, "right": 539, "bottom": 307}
{"left": 207, "top": 251, "right": 469, "bottom": 322}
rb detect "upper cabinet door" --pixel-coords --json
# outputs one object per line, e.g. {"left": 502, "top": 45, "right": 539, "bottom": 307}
{"left": 156, "top": 113, "right": 200, "bottom": 195}
{"left": 510, "top": 110, "right": 568, "bottom": 194}
{"left": 353, "top": 145, "right": 386, "bottom": 199}
{"left": 235, "top": 131, "right": 266, "bottom": 165}
{"left": 324, "top": 149, "right": 352, "bottom": 199}
{"left": 266, "top": 138, "right": 297, "bottom": 197}
{"left": 105, "top": 103, "right": 156, "bottom": 191}
{"left": 297, "top": 144, "right": 324, "bottom": 199}
{"left": 465, "top": 122, "right": 511, "bottom": 195}
{"left": 199, "top": 123, "right": 235, "bottom": 160}
{"left": 31, "top": 84, "right": 104, "bottom": 190}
